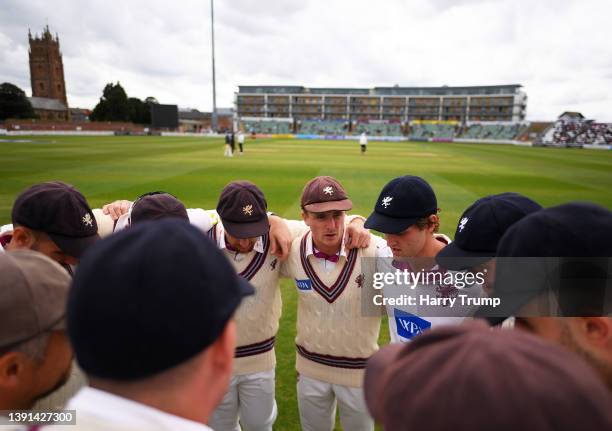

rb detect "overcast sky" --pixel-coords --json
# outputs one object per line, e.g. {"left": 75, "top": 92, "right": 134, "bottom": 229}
{"left": 1, "top": 0, "right": 611, "bottom": 121}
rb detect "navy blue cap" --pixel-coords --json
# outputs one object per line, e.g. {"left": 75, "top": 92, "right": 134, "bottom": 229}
{"left": 436, "top": 193, "right": 542, "bottom": 270}
{"left": 68, "top": 219, "right": 254, "bottom": 381}
{"left": 476, "top": 202, "right": 612, "bottom": 325}
{"left": 365, "top": 176, "right": 437, "bottom": 234}
{"left": 12, "top": 181, "right": 99, "bottom": 258}
{"left": 131, "top": 191, "right": 188, "bottom": 224}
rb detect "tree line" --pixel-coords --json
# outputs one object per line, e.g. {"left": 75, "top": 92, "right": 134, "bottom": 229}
{"left": 90, "top": 82, "right": 157, "bottom": 124}
{"left": 0, "top": 81, "right": 156, "bottom": 125}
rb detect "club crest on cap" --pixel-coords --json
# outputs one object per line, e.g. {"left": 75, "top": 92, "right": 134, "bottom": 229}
{"left": 242, "top": 205, "right": 253, "bottom": 216}
{"left": 323, "top": 186, "right": 334, "bottom": 196}
{"left": 82, "top": 213, "right": 93, "bottom": 227}
{"left": 458, "top": 217, "right": 469, "bottom": 232}
{"left": 381, "top": 196, "right": 393, "bottom": 208}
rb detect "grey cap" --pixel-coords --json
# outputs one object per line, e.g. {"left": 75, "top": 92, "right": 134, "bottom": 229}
{"left": 0, "top": 250, "right": 71, "bottom": 349}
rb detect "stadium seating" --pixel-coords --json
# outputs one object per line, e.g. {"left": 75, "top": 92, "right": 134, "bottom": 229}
{"left": 241, "top": 120, "right": 292, "bottom": 134}
{"left": 299, "top": 120, "right": 348, "bottom": 136}
{"left": 409, "top": 123, "right": 456, "bottom": 140}
{"left": 460, "top": 123, "right": 525, "bottom": 140}
{"left": 353, "top": 122, "right": 402, "bottom": 136}
{"left": 537, "top": 120, "right": 612, "bottom": 147}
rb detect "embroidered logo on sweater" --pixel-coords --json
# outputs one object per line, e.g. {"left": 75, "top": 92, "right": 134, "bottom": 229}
{"left": 270, "top": 258, "right": 278, "bottom": 270}
{"left": 355, "top": 274, "right": 364, "bottom": 288}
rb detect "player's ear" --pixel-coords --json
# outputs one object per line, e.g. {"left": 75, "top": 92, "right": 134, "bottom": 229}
{"left": 9, "top": 226, "right": 37, "bottom": 249}
{"left": 301, "top": 210, "right": 309, "bottom": 225}
{"left": 574, "top": 317, "right": 612, "bottom": 347}
{"left": 427, "top": 214, "right": 439, "bottom": 233}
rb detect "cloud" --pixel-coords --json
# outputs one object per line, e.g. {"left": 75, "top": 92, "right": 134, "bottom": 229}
{"left": 1, "top": 0, "right": 611, "bottom": 121}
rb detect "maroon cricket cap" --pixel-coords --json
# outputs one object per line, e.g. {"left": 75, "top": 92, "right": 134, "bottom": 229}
{"left": 11, "top": 181, "right": 100, "bottom": 258}
{"left": 131, "top": 192, "right": 188, "bottom": 224}
{"left": 300, "top": 176, "right": 352, "bottom": 213}
{"left": 364, "top": 323, "right": 612, "bottom": 431}
{"left": 216, "top": 181, "right": 269, "bottom": 239}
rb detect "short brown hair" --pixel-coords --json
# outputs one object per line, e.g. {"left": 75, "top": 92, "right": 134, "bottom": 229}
{"left": 414, "top": 209, "right": 440, "bottom": 233}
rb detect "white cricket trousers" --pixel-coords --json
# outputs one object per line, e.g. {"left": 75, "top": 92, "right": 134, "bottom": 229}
{"left": 209, "top": 369, "right": 277, "bottom": 431}
{"left": 297, "top": 374, "right": 374, "bottom": 431}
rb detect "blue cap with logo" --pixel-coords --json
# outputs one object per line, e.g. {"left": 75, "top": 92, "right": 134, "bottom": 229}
{"left": 365, "top": 176, "right": 437, "bottom": 234}
{"left": 436, "top": 193, "right": 542, "bottom": 270}
{"left": 475, "top": 202, "right": 612, "bottom": 325}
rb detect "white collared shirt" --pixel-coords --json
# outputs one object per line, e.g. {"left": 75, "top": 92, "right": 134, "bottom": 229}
{"left": 64, "top": 387, "right": 213, "bottom": 431}
{"left": 214, "top": 223, "right": 265, "bottom": 262}
{"left": 0, "top": 223, "right": 13, "bottom": 253}
{"left": 304, "top": 231, "right": 390, "bottom": 273}
{"left": 304, "top": 231, "right": 348, "bottom": 273}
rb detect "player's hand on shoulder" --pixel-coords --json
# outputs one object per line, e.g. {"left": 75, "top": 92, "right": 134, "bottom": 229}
{"left": 268, "top": 214, "right": 291, "bottom": 261}
{"left": 345, "top": 217, "right": 371, "bottom": 249}
{"left": 102, "top": 200, "right": 132, "bottom": 221}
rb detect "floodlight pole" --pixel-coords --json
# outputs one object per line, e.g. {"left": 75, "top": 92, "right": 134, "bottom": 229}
{"left": 210, "top": 0, "right": 218, "bottom": 132}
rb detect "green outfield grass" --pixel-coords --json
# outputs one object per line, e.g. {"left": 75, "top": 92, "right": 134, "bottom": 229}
{"left": 2, "top": 135, "right": 612, "bottom": 430}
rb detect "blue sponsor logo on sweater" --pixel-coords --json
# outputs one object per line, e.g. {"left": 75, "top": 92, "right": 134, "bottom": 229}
{"left": 394, "top": 309, "right": 431, "bottom": 340}
{"left": 295, "top": 279, "right": 312, "bottom": 291}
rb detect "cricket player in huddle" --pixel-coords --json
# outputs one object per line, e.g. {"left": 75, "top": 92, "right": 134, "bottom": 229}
{"left": 205, "top": 181, "right": 284, "bottom": 431}
{"left": 281, "top": 176, "right": 387, "bottom": 431}
{"left": 365, "top": 175, "right": 483, "bottom": 343}
{"left": 98, "top": 181, "right": 372, "bottom": 431}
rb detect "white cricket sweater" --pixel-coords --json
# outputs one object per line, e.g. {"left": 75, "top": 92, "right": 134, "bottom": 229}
{"left": 282, "top": 231, "right": 381, "bottom": 388}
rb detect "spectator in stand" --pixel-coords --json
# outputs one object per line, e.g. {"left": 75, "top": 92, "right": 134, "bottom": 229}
{"left": 546, "top": 117, "right": 612, "bottom": 146}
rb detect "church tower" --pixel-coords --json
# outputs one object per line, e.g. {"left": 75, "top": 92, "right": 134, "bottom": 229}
{"left": 28, "top": 26, "right": 68, "bottom": 107}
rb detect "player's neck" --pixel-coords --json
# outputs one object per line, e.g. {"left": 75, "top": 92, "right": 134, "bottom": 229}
{"left": 417, "top": 235, "right": 446, "bottom": 259}
{"left": 313, "top": 240, "right": 342, "bottom": 256}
